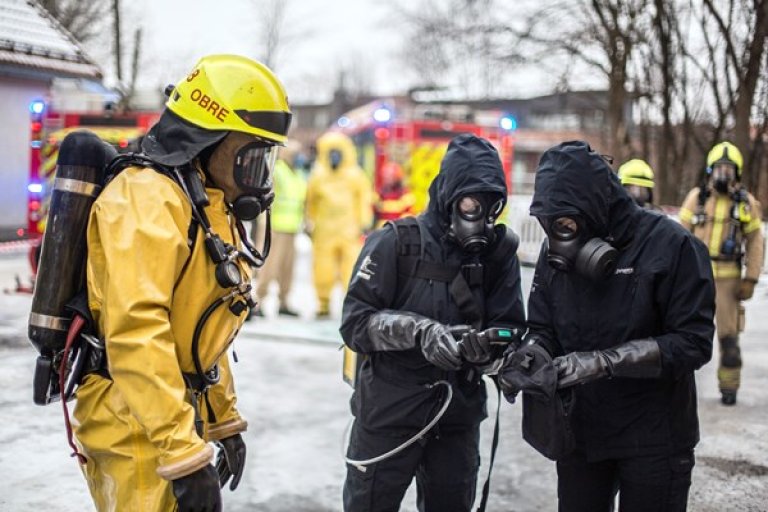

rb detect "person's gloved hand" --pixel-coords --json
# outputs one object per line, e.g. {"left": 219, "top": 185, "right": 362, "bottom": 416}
{"left": 498, "top": 342, "right": 557, "bottom": 403}
{"left": 172, "top": 464, "right": 222, "bottom": 512}
{"left": 553, "top": 351, "right": 609, "bottom": 388}
{"left": 459, "top": 329, "right": 492, "bottom": 365}
{"left": 553, "top": 339, "right": 661, "bottom": 388}
{"left": 420, "top": 321, "right": 462, "bottom": 371}
{"left": 738, "top": 279, "right": 757, "bottom": 301}
{"left": 215, "top": 433, "right": 246, "bottom": 491}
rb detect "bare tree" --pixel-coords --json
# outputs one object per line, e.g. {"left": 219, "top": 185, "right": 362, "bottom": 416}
{"left": 513, "top": 0, "right": 649, "bottom": 161}
{"left": 702, "top": 0, "right": 768, "bottom": 181}
{"left": 340, "top": 53, "right": 375, "bottom": 98}
{"left": 108, "top": 0, "right": 143, "bottom": 110}
{"left": 631, "top": 0, "right": 697, "bottom": 203}
{"left": 394, "top": 0, "right": 768, "bottom": 209}
{"left": 40, "top": 0, "right": 108, "bottom": 44}
{"left": 124, "top": 27, "right": 142, "bottom": 109}
{"left": 398, "top": 0, "right": 647, "bottom": 157}
{"left": 255, "top": 0, "right": 288, "bottom": 69}
{"left": 112, "top": 0, "right": 122, "bottom": 83}
{"left": 394, "top": 0, "right": 522, "bottom": 99}
{"left": 675, "top": 0, "right": 768, "bottom": 205}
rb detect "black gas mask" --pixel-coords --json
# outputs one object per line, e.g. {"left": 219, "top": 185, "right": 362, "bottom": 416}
{"left": 625, "top": 185, "right": 652, "bottom": 207}
{"left": 448, "top": 193, "right": 505, "bottom": 253}
{"left": 541, "top": 216, "right": 618, "bottom": 281}
{"left": 710, "top": 162, "right": 736, "bottom": 195}
{"left": 230, "top": 140, "right": 278, "bottom": 221}
{"left": 329, "top": 149, "right": 343, "bottom": 170}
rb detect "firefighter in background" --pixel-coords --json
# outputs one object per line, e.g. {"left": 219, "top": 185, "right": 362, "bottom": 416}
{"left": 618, "top": 158, "right": 660, "bottom": 211}
{"left": 305, "top": 132, "right": 373, "bottom": 318}
{"left": 254, "top": 140, "right": 307, "bottom": 317}
{"left": 73, "top": 55, "right": 292, "bottom": 511}
{"left": 373, "top": 161, "right": 415, "bottom": 227}
{"left": 679, "top": 141, "right": 765, "bottom": 406}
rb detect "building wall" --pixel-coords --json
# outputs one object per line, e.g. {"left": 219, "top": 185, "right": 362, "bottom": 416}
{"left": 0, "top": 76, "right": 49, "bottom": 237}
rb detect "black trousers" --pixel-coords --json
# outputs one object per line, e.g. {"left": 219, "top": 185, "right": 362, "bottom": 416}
{"left": 344, "top": 423, "right": 480, "bottom": 512}
{"left": 556, "top": 448, "right": 695, "bottom": 512}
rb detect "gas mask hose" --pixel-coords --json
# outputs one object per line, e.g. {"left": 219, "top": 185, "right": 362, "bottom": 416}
{"left": 342, "top": 380, "right": 453, "bottom": 471}
{"left": 191, "top": 286, "right": 250, "bottom": 387}
{"left": 236, "top": 215, "right": 270, "bottom": 268}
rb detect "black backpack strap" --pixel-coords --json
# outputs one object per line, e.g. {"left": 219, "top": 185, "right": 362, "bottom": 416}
{"left": 388, "top": 217, "right": 421, "bottom": 277}
{"left": 449, "top": 272, "right": 484, "bottom": 329}
{"left": 389, "top": 217, "right": 460, "bottom": 283}
{"left": 415, "top": 261, "right": 460, "bottom": 282}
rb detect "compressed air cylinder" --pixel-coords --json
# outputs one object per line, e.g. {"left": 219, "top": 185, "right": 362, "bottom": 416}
{"left": 28, "top": 131, "right": 116, "bottom": 358}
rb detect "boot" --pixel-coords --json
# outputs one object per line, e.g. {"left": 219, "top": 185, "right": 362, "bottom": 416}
{"left": 278, "top": 305, "right": 300, "bottom": 317}
{"left": 720, "top": 390, "right": 737, "bottom": 406}
{"left": 316, "top": 300, "right": 330, "bottom": 320}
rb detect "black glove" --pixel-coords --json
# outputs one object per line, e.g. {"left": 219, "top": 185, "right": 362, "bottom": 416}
{"left": 554, "top": 339, "right": 662, "bottom": 389}
{"left": 459, "top": 329, "right": 492, "bottom": 365}
{"left": 367, "top": 310, "right": 462, "bottom": 370}
{"left": 366, "top": 310, "right": 430, "bottom": 351}
{"left": 498, "top": 342, "right": 557, "bottom": 403}
{"left": 172, "top": 464, "right": 222, "bottom": 512}
{"left": 215, "top": 433, "right": 246, "bottom": 491}
{"left": 420, "top": 321, "right": 462, "bottom": 371}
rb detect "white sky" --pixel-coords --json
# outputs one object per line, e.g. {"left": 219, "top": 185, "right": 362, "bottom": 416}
{"left": 83, "top": 0, "right": 601, "bottom": 104}
{"left": 84, "top": 0, "right": 410, "bottom": 103}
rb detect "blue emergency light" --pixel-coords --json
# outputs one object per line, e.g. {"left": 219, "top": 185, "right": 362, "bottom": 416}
{"left": 500, "top": 115, "right": 517, "bottom": 131}
{"left": 29, "top": 100, "right": 46, "bottom": 115}
{"left": 373, "top": 106, "right": 392, "bottom": 123}
{"left": 28, "top": 183, "right": 43, "bottom": 194}
{"left": 337, "top": 116, "right": 351, "bottom": 128}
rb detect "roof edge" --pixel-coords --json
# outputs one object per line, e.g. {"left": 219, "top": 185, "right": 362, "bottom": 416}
{"left": 25, "top": 0, "right": 103, "bottom": 74}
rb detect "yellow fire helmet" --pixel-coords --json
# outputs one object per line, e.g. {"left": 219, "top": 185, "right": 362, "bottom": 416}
{"left": 166, "top": 54, "right": 292, "bottom": 145}
{"left": 617, "top": 158, "right": 655, "bottom": 188}
{"left": 707, "top": 141, "right": 743, "bottom": 178}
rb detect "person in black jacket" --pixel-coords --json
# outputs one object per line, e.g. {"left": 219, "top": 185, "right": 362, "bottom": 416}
{"left": 340, "top": 134, "right": 526, "bottom": 512}
{"left": 500, "top": 141, "right": 715, "bottom": 512}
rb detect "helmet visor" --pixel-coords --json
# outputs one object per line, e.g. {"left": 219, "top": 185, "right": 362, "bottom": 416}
{"left": 233, "top": 140, "right": 278, "bottom": 192}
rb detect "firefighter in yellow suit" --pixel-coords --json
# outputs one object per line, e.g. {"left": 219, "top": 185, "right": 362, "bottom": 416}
{"left": 72, "top": 55, "right": 292, "bottom": 511}
{"left": 680, "top": 141, "right": 764, "bottom": 406}
{"left": 305, "top": 132, "right": 373, "bottom": 318}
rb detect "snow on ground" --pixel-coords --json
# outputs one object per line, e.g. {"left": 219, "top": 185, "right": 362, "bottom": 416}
{"left": 0, "top": 243, "right": 766, "bottom": 511}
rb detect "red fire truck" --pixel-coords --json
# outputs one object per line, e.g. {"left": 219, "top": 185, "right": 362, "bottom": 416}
{"left": 17, "top": 100, "right": 159, "bottom": 291}
{"left": 333, "top": 99, "right": 516, "bottom": 225}
{"left": 27, "top": 100, "right": 159, "bottom": 239}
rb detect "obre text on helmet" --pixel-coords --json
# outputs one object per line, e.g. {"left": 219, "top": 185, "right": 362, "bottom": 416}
{"left": 190, "top": 88, "right": 230, "bottom": 122}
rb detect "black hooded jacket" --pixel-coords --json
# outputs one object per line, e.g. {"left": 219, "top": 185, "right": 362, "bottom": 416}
{"left": 529, "top": 141, "right": 715, "bottom": 460}
{"left": 340, "top": 134, "right": 526, "bottom": 434}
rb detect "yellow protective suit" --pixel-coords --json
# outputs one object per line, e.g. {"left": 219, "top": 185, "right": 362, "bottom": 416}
{"left": 73, "top": 166, "right": 251, "bottom": 511}
{"left": 680, "top": 186, "right": 765, "bottom": 393}
{"left": 306, "top": 132, "right": 373, "bottom": 313}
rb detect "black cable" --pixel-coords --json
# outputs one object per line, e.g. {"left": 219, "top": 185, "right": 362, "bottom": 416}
{"left": 191, "top": 295, "right": 229, "bottom": 386}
